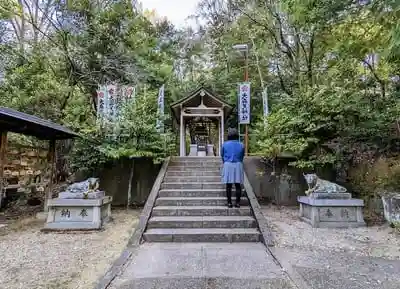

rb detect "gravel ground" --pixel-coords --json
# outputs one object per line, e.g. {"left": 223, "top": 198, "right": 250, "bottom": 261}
{"left": 0, "top": 208, "right": 140, "bottom": 289}
{"left": 261, "top": 205, "right": 400, "bottom": 260}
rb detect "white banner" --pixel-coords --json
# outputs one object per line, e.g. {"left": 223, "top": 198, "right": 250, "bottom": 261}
{"left": 239, "top": 82, "right": 251, "bottom": 124}
{"left": 96, "top": 86, "right": 107, "bottom": 120}
{"left": 156, "top": 84, "right": 165, "bottom": 132}
{"left": 107, "top": 84, "right": 117, "bottom": 121}
{"left": 262, "top": 87, "right": 269, "bottom": 117}
{"left": 123, "top": 85, "right": 135, "bottom": 103}
{"left": 97, "top": 84, "right": 135, "bottom": 124}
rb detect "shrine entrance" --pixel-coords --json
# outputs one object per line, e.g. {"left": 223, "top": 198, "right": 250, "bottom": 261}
{"left": 171, "top": 87, "right": 232, "bottom": 157}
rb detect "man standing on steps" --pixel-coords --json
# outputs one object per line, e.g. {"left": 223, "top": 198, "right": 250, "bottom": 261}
{"left": 221, "top": 128, "right": 245, "bottom": 208}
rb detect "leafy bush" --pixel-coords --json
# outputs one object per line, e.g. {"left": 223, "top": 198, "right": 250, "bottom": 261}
{"left": 253, "top": 82, "right": 399, "bottom": 170}
{"left": 373, "top": 158, "right": 400, "bottom": 194}
{"left": 348, "top": 157, "right": 400, "bottom": 199}
{"left": 69, "top": 91, "right": 175, "bottom": 174}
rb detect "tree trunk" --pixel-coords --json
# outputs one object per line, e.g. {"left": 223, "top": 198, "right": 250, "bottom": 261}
{"left": 127, "top": 159, "right": 134, "bottom": 209}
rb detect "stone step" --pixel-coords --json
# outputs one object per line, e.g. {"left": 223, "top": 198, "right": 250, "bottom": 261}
{"left": 158, "top": 189, "right": 245, "bottom": 198}
{"left": 161, "top": 182, "right": 225, "bottom": 190}
{"left": 169, "top": 161, "right": 221, "bottom": 165}
{"left": 166, "top": 166, "right": 220, "bottom": 172}
{"left": 143, "top": 228, "right": 261, "bottom": 242}
{"left": 152, "top": 206, "right": 252, "bottom": 217}
{"left": 155, "top": 197, "right": 249, "bottom": 206}
{"left": 147, "top": 216, "right": 257, "bottom": 229}
{"left": 165, "top": 171, "right": 220, "bottom": 177}
{"left": 171, "top": 157, "right": 220, "bottom": 162}
{"left": 168, "top": 161, "right": 221, "bottom": 166}
{"left": 165, "top": 169, "right": 221, "bottom": 177}
{"left": 164, "top": 176, "right": 221, "bottom": 183}
{"left": 168, "top": 166, "right": 222, "bottom": 172}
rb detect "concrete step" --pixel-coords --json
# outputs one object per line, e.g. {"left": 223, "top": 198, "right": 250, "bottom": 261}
{"left": 161, "top": 182, "right": 225, "bottom": 190}
{"left": 164, "top": 176, "right": 221, "bottom": 183}
{"left": 158, "top": 189, "right": 245, "bottom": 198}
{"left": 168, "top": 161, "right": 221, "bottom": 166}
{"left": 165, "top": 170, "right": 220, "bottom": 177}
{"left": 143, "top": 228, "right": 261, "bottom": 242}
{"left": 169, "top": 159, "right": 222, "bottom": 166}
{"left": 155, "top": 197, "right": 249, "bottom": 206}
{"left": 147, "top": 216, "right": 257, "bottom": 229}
{"left": 166, "top": 166, "right": 220, "bottom": 172}
{"left": 152, "top": 206, "right": 252, "bottom": 217}
{"left": 170, "top": 157, "right": 222, "bottom": 164}
{"left": 171, "top": 157, "right": 220, "bottom": 162}
{"left": 168, "top": 165, "right": 222, "bottom": 171}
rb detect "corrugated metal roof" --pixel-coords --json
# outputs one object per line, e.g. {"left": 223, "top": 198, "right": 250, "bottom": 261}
{"left": 0, "top": 107, "right": 79, "bottom": 140}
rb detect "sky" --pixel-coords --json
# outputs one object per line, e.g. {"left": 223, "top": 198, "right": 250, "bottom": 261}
{"left": 141, "top": 0, "right": 200, "bottom": 28}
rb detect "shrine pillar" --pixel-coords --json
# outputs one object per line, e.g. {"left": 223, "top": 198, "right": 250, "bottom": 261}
{"left": 179, "top": 106, "right": 185, "bottom": 156}
{"left": 221, "top": 108, "right": 224, "bottom": 154}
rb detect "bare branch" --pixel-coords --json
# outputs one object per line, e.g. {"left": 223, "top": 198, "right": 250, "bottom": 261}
{"left": 362, "top": 58, "right": 386, "bottom": 98}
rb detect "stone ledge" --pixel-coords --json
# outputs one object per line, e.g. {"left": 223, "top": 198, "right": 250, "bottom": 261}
{"left": 299, "top": 217, "right": 366, "bottom": 228}
{"left": 48, "top": 196, "right": 112, "bottom": 207}
{"left": 298, "top": 196, "right": 364, "bottom": 207}
{"left": 58, "top": 191, "right": 105, "bottom": 199}
{"left": 42, "top": 221, "right": 102, "bottom": 231}
{"left": 127, "top": 157, "right": 171, "bottom": 247}
{"left": 244, "top": 172, "right": 275, "bottom": 247}
{"left": 43, "top": 196, "right": 113, "bottom": 232}
{"left": 298, "top": 196, "right": 366, "bottom": 228}
{"left": 309, "top": 192, "right": 352, "bottom": 199}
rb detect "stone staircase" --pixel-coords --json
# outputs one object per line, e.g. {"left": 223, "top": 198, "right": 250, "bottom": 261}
{"left": 143, "top": 157, "right": 261, "bottom": 242}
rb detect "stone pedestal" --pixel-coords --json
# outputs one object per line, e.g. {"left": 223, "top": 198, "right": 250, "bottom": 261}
{"left": 43, "top": 196, "right": 112, "bottom": 231}
{"left": 207, "top": 144, "right": 214, "bottom": 156}
{"left": 189, "top": 144, "right": 214, "bottom": 156}
{"left": 189, "top": 144, "right": 197, "bottom": 156}
{"left": 298, "top": 193, "right": 365, "bottom": 228}
{"left": 381, "top": 194, "right": 400, "bottom": 225}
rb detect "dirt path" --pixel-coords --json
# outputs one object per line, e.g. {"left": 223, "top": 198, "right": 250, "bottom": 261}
{"left": 0, "top": 208, "right": 140, "bottom": 289}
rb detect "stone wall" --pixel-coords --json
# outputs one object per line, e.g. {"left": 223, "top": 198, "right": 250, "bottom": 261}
{"left": 243, "top": 156, "right": 306, "bottom": 206}
{"left": 1, "top": 142, "right": 50, "bottom": 208}
{"left": 81, "top": 157, "right": 161, "bottom": 206}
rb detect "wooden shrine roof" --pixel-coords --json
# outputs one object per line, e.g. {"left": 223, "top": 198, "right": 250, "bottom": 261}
{"left": 170, "top": 86, "right": 233, "bottom": 122}
{"left": 0, "top": 107, "right": 79, "bottom": 140}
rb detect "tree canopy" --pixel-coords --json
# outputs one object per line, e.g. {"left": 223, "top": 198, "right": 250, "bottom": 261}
{"left": 0, "top": 0, "right": 399, "bottom": 181}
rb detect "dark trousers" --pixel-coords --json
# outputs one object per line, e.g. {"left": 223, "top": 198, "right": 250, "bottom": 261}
{"left": 226, "top": 183, "right": 241, "bottom": 204}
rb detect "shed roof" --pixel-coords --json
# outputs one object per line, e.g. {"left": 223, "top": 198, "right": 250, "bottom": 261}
{"left": 0, "top": 107, "right": 79, "bottom": 140}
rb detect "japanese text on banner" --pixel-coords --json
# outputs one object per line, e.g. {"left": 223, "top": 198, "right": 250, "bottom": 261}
{"left": 239, "top": 82, "right": 251, "bottom": 124}
{"left": 156, "top": 84, "right": 165, "bottom": 132}
{"left": 262, "top": 87, "right": 269, "bottom": 117}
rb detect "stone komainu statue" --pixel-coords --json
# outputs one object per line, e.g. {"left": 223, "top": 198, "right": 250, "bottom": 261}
{"left": 303, "top": 173, "right": 347, "bottom": 195}
{"left": 66, "top": 178, "right": 100, "bottom": 194}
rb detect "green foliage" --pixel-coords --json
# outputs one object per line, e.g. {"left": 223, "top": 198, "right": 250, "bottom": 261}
{"left": 69, "top": 91, "right": 175, "bottom": 174}
{"left": 0, "top": 0, "right": 182, "bottom": 173}
{"left": 68, "top": 127, "right": 111, "bottom": 174}
{"left": 194, "top": 0, "right": 400, "bottom": 176}
{"left": 254, "top": 80, "right": 399, "bottom": 169}
{"left": 348, "top": 157, "right": 400, "bottom": 201}
{"left": 0, "top": 52, "right": 86, "bottom": 122}
{"left": 0, "top": 0, "right": 19, "bottom": 19}
{"left": 1, "top": 0, "right": 400, "bottom": 189}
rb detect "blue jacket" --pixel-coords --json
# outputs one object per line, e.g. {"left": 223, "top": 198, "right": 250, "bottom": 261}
{"left": 221, "top": 140, "right": 245, "bottom": 163}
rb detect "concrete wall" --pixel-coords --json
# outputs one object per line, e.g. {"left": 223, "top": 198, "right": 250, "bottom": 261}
{"left": 244, "top": 156, "right": 307, "bottom": 206}
{"left": 81, "top": 158, "right": 161, "bottom": 206}
{"left": 93, "top": 156, "right": 305, "bottom": 207}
